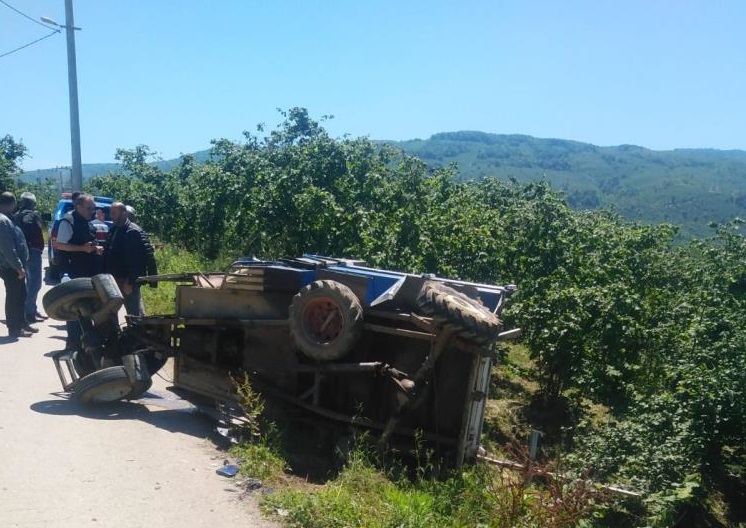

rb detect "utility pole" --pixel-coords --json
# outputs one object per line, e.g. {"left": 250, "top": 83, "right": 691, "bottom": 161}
{"left": 64, "top": 0, "right": 82, "bottom": 191}
{"left": 42, "top": 2, "right": 83, "bottom": 191}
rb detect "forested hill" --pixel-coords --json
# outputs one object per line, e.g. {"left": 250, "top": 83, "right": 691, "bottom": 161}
{"left": 19, "top": 149, "right": 213, "bottom": 186}
{"left": 21, "top": 131, "right": 746, "bottom": 238}
{"left": 390, "top": 132, "right": 746, "bottom": 238}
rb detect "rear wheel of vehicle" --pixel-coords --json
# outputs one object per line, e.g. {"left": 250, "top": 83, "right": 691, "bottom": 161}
{"left": 416, "top": 281, "right": 502, "bottom": 343}
{"left": 42, "top": 278, "right": 101, "bottom": 321}
{"left": 72, "top": 367, "right": 134, "bottom": 404}
{"left": 289, "top": 280, "right": 363, "bottom": 361}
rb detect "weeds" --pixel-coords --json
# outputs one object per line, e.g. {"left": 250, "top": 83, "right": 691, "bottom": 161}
{"left": 226, "top": 335, "right": 607, "bottom": 527}
{"left": 260, "top": 429, "right": 608, "bottom": 528}
{"left": 231, "top": 442, "right": 287, "bottom": 484}
{"left": 230, "top": 372, "right": 287, "bottom": 483}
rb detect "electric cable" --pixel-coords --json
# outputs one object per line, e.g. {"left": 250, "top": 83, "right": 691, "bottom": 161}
{"left": 0, "top": 29, "right": 59, "bottom": 60}
{"left": 0, "top": 0, "right": 53, "bottom": 29}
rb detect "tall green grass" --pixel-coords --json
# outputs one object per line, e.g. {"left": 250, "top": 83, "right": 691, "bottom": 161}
{"left": 141, "top": 243, "right": 231, "bottom": 315}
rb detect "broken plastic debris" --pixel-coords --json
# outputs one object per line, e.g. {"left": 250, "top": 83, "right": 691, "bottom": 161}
{"left": 215, "top": 426, "right": 239, "bottom": 445}
{"left": 216, "top": 464, "right": 239, "bottom": 477}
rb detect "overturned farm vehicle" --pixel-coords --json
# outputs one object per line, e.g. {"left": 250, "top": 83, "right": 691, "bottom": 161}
{"left": 43, "top": 255, "right": 519, "bottom": 466}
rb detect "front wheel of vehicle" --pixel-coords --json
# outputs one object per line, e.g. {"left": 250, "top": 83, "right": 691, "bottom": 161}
{"left": 72, "top": 367, "right": 134, "bottom": 404}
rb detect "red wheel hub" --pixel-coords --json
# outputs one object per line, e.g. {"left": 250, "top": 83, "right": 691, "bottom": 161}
{"left": 302, "top": 297, "right": 344, "bottom": 344}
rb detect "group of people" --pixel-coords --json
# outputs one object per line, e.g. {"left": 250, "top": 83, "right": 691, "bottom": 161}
{"left": 0, "top": 191, "right": 157, "bottom": 346}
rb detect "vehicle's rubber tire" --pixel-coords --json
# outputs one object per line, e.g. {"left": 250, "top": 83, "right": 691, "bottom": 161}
{"left": 42, "top": 278, "right": 101, "bottom": 321}
{"left": 120, "top": 352, "right": 154, "bottom": 400}
{"left": 416, "top": 281, "right": 502, "bottom": 342}
{"left": 72, "top": 366, "right": 134, "bottom": 404}
{"left": 126, "top": 377, "right": 153, "bottom": 400}
{"left": 289, "top": 280, "right": 363, "bottom": 361}
{"left": 91, "top": 274, "right": 124, "bottom": 323}
{"left": 91, "top": 273, "right": 124, "bottom": 311}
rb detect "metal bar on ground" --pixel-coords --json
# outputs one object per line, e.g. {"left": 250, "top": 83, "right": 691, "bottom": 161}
{"left": 476, "top": 454, "right": 642, "bottom": 498}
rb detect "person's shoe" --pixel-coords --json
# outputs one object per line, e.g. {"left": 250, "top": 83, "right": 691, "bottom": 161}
{"left": 23, "top": 325, "right": 39, "bottom": 334}
{"left": 10, "top": 329, "right": 33, "bottom": 338}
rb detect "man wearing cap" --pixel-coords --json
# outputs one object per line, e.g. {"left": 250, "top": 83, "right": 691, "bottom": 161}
{"left": 14, "top": 192, "right": 46, "bottom": 323}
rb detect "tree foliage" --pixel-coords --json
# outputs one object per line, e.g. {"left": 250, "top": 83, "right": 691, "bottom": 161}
{"left": 87, "top": 109, "right": 745, "bottom": 526}
{"left": 1, "top": 134, "right": 27, "bottom": 192}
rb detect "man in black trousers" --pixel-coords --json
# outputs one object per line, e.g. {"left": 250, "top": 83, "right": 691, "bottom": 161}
{"left": 14, "top": 192, "right": 47, "bottom": 324}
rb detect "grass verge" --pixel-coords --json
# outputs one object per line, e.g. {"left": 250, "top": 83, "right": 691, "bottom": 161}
{"left": 141, "top": 243, "right": 231, "bottom": 314}
{"left": 229, "top": 372, "right": 605, "bottom": 528}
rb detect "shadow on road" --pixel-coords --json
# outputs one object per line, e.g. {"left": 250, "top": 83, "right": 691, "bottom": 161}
{"left": 30, "top": 397, "right": 214, "bottom": 439}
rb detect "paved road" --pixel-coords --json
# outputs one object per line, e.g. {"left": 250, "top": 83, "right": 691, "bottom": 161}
{"left": 0, "top": 273, "right": 276, "bottom": 528}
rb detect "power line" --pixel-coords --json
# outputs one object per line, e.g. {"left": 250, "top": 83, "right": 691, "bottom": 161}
{"left": 0, "top": 0, "right": 61, "bottom": 59}
{"left": 0, "top": 0, "right": 52, "bottom": 30}
{"left": 0, "top": 30, "right": 59, "bottom": 60}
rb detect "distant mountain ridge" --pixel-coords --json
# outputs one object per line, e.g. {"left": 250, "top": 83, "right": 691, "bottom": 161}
{"left": 22, "top": 132, "right": 746, "bottom": 238}
{"left": 389, "top": 132, "right": 746, "bottom": 238}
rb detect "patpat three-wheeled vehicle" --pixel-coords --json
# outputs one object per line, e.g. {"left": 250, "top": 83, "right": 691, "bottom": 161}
{"left": 44, "top": 256, "right": 518, "bottom": 466}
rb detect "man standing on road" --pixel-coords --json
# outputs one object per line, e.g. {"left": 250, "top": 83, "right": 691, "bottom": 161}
{"left": 14, "top": 192, "right": 47, "bottom": 324}
{"left": 0, "top": 192, "right": 36, "bottom": 338}
{"left": 103, "top": 202, "right": 155, "bottom": 316}
{"left": 53, "top": 193, "right": 101, "bottom": 350}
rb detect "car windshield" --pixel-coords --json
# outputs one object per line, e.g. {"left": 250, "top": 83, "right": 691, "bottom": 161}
{"left": 59, "top": 202, "right": 111, "bottom": 221}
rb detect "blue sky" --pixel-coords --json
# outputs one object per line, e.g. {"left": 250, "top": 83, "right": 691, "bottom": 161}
{"left": 1, "top": 1, "right": 744, "bottom": 170}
